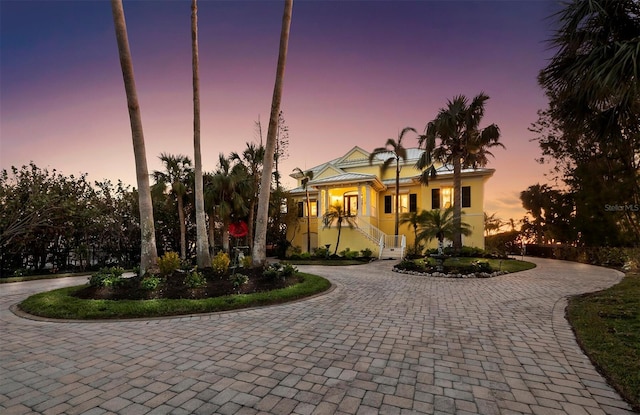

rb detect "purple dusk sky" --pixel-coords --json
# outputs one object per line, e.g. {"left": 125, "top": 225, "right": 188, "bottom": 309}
{"left": 1, "top": 0, "right": 561, "bottom": 222}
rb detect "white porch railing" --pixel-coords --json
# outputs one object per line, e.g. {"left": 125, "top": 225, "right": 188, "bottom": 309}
{"left": 354, "top": 217, "right": 385, "bottom": 245}
{"left": 355, "top": 217, "right": 405, "bottom": 259}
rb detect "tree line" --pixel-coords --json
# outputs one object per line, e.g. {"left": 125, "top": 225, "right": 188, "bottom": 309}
{"left": 0, "top": 145, "right": 296, "bottom": 277}
{"left": 522, "top": 0, "right": 639, "bottom": 247}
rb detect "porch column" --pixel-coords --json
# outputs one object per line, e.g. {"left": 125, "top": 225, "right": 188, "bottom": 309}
{"left": 365, "top": 185, "right": 371, "bottom": 218}
{"left": 324, "top": 188, "right": 330, "bottom": 214}
{"left": 358, "top": 184, "right": 364, "bottom": 216}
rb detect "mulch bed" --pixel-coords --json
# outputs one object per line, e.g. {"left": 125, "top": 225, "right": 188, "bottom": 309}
{"left": 73, "top": 268, "right": 301, "bottom": 301}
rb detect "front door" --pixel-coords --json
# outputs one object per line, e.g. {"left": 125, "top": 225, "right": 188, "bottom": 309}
{"left": 345, "top": 195, "right": 358, "bottom": 216}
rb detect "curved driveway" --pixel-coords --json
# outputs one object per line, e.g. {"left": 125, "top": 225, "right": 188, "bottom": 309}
{"left": 0, "top": 258, "right": 636, "bottom": 415}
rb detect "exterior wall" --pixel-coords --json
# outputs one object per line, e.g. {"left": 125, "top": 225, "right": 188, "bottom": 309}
{"left": 319, "top": 226, "right": 380, "bottom": 256}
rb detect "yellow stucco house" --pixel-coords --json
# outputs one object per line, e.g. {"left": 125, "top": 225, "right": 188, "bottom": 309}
{"left": 287, "top": 146, "right": 493, "bottom": 259}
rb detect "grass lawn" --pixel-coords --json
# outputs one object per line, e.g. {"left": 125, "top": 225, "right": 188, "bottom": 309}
{"left": 19, "top": 272, "right": 331, "bottom": 320}
{"left": 407, "top": 257, "right": 536, "bottom": 274}
{"left": 567, "top": 271, "right": 640, "bottom": 411}
{"left": 284, "top": 258, "right": 370, "bottom": 266}
{"left": 441, "top": 257, "right": 536, "bottom": 273}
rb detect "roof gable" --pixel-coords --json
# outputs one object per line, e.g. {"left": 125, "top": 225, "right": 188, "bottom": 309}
{"left": 314, "top": 164, "right": 346, "bottom": 180}
{"left": 335, "top": 146, "right": 370, "bottom": 165}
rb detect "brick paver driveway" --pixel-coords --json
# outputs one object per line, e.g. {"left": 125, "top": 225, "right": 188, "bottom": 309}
{"left": 1, "top": 257, "right": 636, "bottom": 415}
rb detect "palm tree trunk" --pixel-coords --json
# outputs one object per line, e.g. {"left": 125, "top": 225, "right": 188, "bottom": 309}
{"left": 191, "top": 0, "right": 211, "bottom": 268}
{"left": 395, "top": 164, "right": 400, "bottom": 239}
{"left": 252, "top": 0, "right": 293, "bottom": 266}
{"left": 334, "top": 219, "right": 342, "bottom": 255}
{"left": 111, "top": 0, "right": 158, "bottom": 275}
{"left": 248, "top": 198, "right": 256, "bottom": 249}
{"left": 222, "top": 219, "right": 230, "bottom": 253}
{"left": 177, "top": 195, "right": 187, "bottom": 259}
{"left": 305, "top": 189, "right": 311, "bottom": 252}
{"left": 453, "top": 154, "right": 462, "bottom": 252}
{"left": 207, "top": 210, "right": 215, "bottom": 254}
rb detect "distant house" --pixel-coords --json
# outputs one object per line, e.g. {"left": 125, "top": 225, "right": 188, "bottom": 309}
{"left": 287, "top": 146, "right": 494, "bottom": 259}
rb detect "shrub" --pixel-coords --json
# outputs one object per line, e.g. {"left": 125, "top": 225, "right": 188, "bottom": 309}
{"left": 286, "top": 245, "right": 302, "bottom": 258}
{"left": 472, "top": 261, "right": 492, "bottom": 273}
{"left": 281, "top": 262, "right": 298, "bottom": 277}
{"left": 485, "top": 231, "right": 521, "bottom": 256}
{"left": 241, "top": 255, "right": 253, "bottom": 269}
{"left": 360, "top": 248, "right": 373, "bottom": 259}
{"left": 89, "top": 267, "right": 125, "bottom": 287}
{"left": 158, "top": 252, "right": 181, "bottom": 276}
{"left": 13, "top": 268, "right": 28, "bottom": 278}
{"left": 339, "top": 247, "right": 359, "bottom": 259}
{"left": 312, "top": 246, "right": 330, "bottom": 258}
{"left": 263, "top": 262, "right": 297, "bottom": 280}
{"left": 212, "top": 252, "right": 230, "bottom": 276}
{"left": 140, "top": 275, "right": 161, "bottom": 290}
{"left": 180, "top": 259, "right": 194, "bottom": 271}
{"left": 526, "top": 245, "right": 636, "bottom": 269}
{"left": 230, "top": 273, "right": 249, "bottom": 289}
{"left": 185, "top": 270, "right": 206, "bottom": 288}
{"left": 263, "top": 263, "right": 282, "bottom": 280}
{"left": 299, "top": 252, "right": 311, "bottom": 260}
{"left": 395, "top": 259, "right": 426, "bottom": 272}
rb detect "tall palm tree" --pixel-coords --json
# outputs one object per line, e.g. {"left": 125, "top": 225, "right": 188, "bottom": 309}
{"left": 253, "top": 0, "right": 293, "bottom": 266}
{"left": 368, "top": 126, "right": 417, "bottom": 237}
{"left": 191, "top": 0, "right": 211, "bottom": 268}
{"left": 399, "top": 210, "right": 428, "bottom": 255}
{"left": 418, "top": 93, "right": 502, "bottom": 252}
{"left": 323, "top": 202, "right": 356, "bottom": 255}
{"left": 110, "top": 0, "right": 158, "bottom": 275}
{"left": 152, "top": 153, "right": 192, "bottom": 259}
{"left": 230, "top": 142, "right": 265, "bottom": 249}
{"left": 292, "top": 167, "right": 314, "bottom": 253}
{"left": 417, "top": 207, "right": 471, "bottom": 255}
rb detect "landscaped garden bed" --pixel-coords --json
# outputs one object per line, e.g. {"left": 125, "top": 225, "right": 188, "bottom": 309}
{"left": 18, "top": 252, "right": 332, "bottom": 320}
{"left": 393, "top": 256, "right": 535, "bottom": 278}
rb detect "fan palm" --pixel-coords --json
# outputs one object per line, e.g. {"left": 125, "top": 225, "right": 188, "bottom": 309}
{"left": 418, "top": 93, "right": 502, "bottom": 252}
{"left": 230, "top": 142, "right": 265, "bottom": 249}
{"left": 323, "top": 202, "right": 356, "bottom": 255}
{"left": 293, "top": 167, "right": 314, "bottom": 253}
{"left": 417, "top": 207, "right": 471, "bottom": 254}
{"left": 152, "top": 153, "right": 193, "bottom": 260}
{"left": 110, "top": 0, "right": 158, "bottom": 275}
{"left": 209, "top": 154, "right": 250, "bottom": 252}
{"left": 369, "top": 127, "right": 417, "bottom": 237}
{"left": 399, "top": 210, "right": 428, "bottom": 255}
{"left": 253, "top": 0, "right": 293, "bottom": 266}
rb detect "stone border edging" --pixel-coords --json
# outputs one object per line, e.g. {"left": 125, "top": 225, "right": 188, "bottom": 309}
{"left": 9, "top": 281, "right": 338, "bottom": 324}
{"left": 392, "top": 267, "right": 509, "bottom": 279}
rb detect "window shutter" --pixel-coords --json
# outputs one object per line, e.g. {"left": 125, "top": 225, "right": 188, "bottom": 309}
{"left": 297, "top": 201, "right": 304, "bottom": 217}
{"left": 431, "top": 189, "right": 440, "bottom": 210}
{"left": 462, "top": 186, "right": 471, "bottom": 208}
{"left": 409, "top": 194, "right": 417, "bottom": 212}
{"left": 384, "top": 195, "right": 392, "bottom": 214}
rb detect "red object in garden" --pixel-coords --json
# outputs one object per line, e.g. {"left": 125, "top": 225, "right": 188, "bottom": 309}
{"left": 229, "top": 221, "right": 248, "bottom": 238}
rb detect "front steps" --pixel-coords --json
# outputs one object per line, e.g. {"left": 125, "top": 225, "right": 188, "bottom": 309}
{"left": 379, "top": 246, "right": 404, "bottom": 260}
